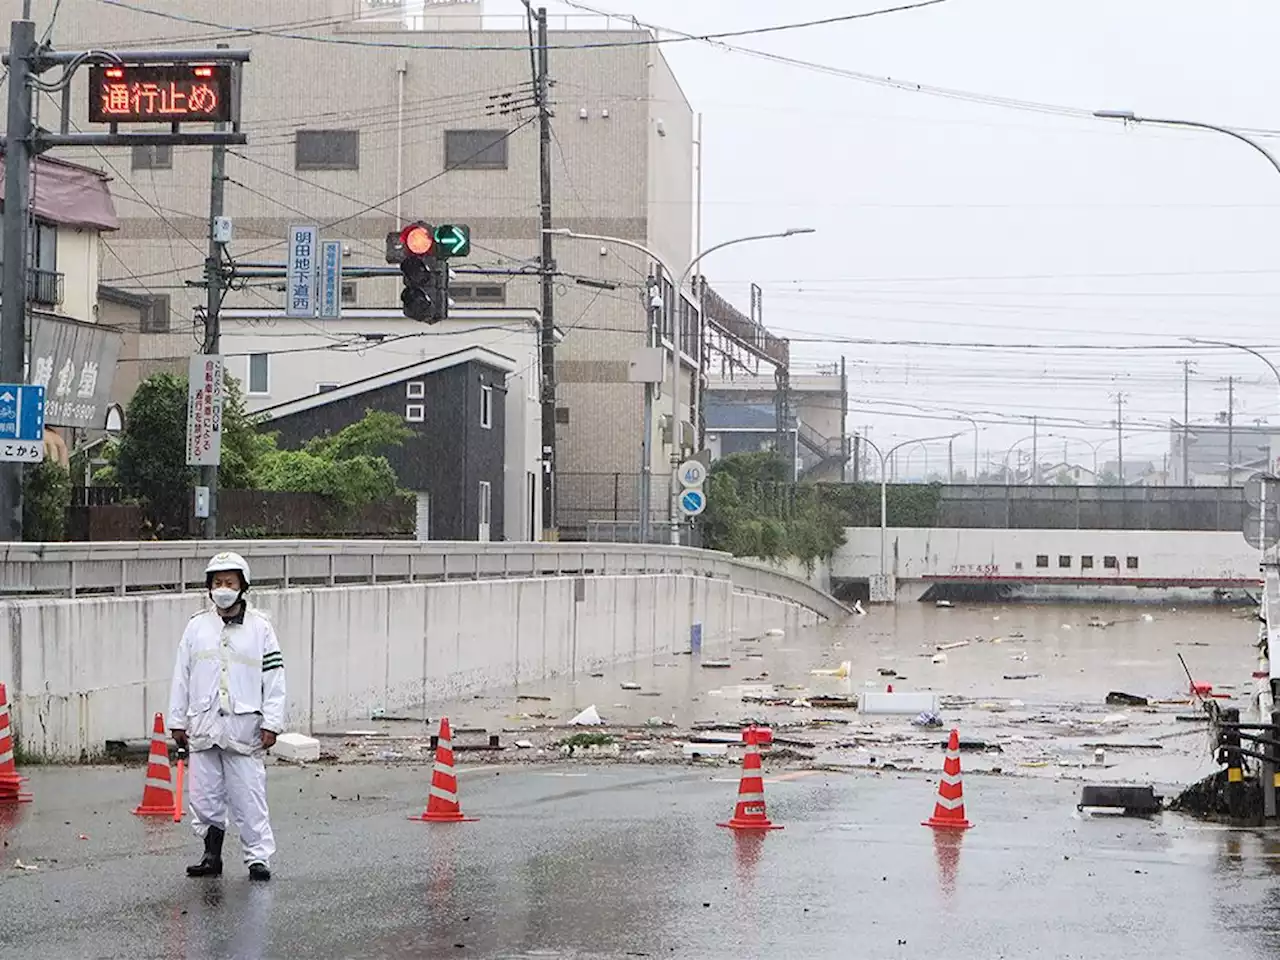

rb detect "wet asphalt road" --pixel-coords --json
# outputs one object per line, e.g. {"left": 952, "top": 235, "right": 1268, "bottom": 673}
{"left": 4, "top": 763, "right": 1280, "bottom": 959}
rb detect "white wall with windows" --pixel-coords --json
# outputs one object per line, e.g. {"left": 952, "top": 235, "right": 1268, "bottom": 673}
{"left": 220, "top": 306, "right": 545, "bottom": 540}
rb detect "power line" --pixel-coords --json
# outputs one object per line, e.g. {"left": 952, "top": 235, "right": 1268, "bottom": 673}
{"left": 93, "top": 0, "right": 951, "bottom": 52}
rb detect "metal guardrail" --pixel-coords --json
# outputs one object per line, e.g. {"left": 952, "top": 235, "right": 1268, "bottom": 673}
{"left": 0, "top": 540, "right": 851, "bottom": 621}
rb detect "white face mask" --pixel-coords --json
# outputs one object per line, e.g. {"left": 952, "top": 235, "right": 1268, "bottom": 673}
{"left": 210, "top": 588, "right": 241, "bottom": 610}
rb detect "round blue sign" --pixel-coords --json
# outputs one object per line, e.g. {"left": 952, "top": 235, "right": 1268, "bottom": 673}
{"left": 679, "top": 488, "right": 706, "bottom": 516}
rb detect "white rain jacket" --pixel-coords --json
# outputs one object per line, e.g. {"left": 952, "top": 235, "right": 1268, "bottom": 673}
{"left": 167, "top": 605, "right": 287, "bottom": 755}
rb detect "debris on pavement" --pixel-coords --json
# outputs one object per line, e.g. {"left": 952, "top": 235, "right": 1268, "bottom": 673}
{"left": 1106, "top": 691, "right": 1150, "bottom": 707}
{"left": 1003, "top": 673, "right": 1041, "bottom": 681}
{"left": 811, "top": 661, "right": 851, "bottom": 678}
{"left": 701, "top": 659, "right": 732, "bottom": 669}
{"left": 514, "top": 740, "right": 534, "bottom": 749}
{"left": 912, "top": 711, "right": 944, "bottom": 728}
{"left": 878, "top": 668, "right": 898, "bottom": 677}
{"left": 620, "top": 682, "right": 641, "bottom": 691}
{"left": 936, "top": 640, "right": 970, "bottom": 651}
{"left": 12, "top": 859, "right": 37, "bottom": 871}
{"left": 936, "top": 600, "right": 954, "bottom": 608}
{"left": 568, "top": 705, "right": 604, "bottom": 726}
{"left": 931, "top": 653, "right": 948, "bottom": 664}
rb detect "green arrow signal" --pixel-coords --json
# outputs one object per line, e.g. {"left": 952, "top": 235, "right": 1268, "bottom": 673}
{"left": 434, "top": 224, "right": 471, "bottom": 258}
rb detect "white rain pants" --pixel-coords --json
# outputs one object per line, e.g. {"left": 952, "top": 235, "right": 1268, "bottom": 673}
{"left": 189, "top": 745, "right": 275, "bottom": 866}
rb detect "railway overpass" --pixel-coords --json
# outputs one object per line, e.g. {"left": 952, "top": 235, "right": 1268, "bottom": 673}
{"left": 832, "top": 527, "right": 1261, "bottom": 602}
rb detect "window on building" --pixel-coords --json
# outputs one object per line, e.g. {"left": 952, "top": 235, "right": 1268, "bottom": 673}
{"left": 405, "top": 404, "right": 425, "bottom": 423}
{"left": 1080, "top": 555, "right": 1094, "bottom": 569}
{"left": 1126, "top": 556, "right": 1139, "bottom": 570}
{"left": 480, "top": 384, "right": 493, "bottom": 429}
{"left": 444, "top": 129, "right": 509, "bottom": 170}
{"left": 131, "top": 144, "right": 172, "bottom": 170}
{"left": 406, "top": 381, "right": 425, "bottom": 399}
{"left": 555, "top": 406, "right": 570, "bottom": 424}
{"left": 247, "top": 354, "right": 269, "bottom": 394}
{"left": 317, "top": 383, "right": 339, "bottom": 394}
{"left": 1014, "top": 561, "right": 1024, "bottom": 571}
{"left": 295, "top": 130, "right": 360, "bottom": 170}
{"left": 478, "top": 481, "right": 491, "bottom": 525}
{"left": 140, "top": 294, "right": 171, "bottom": 334}
{"left": 1058, "top": 555, "right": 1072, "bottom": 569}
{"left": 341, "top": 281, "right": 358, "bottom": 305}
{"left": 1035, "top": 555, "right": 1049, "bottom": 568}
{"left": 1104, "top": 555, "right": 1118, "bottom": 569}
{"left": 34, "top": 222, "right": 56, "bottom": 273}
{"left": 451, "top": 283, "right": 506, "bottom": 304}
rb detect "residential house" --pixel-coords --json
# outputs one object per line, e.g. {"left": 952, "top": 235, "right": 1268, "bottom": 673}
{"left": 257, "top": 346, "right": 512, "bottom": 541}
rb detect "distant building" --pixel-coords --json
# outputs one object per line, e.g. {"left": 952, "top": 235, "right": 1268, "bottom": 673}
{"left": 1170, "top": 422, "right": 1277, "bottom": 486}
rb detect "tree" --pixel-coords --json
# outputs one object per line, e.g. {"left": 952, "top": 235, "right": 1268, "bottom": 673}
{"left": 1099, "top": 469, "right": 1120, "bottom": 486}
{"left": 1055, "top": 470, "right": 1077, "bottom": 486}
{"left": 113, "top": 372, "right": 273, "bottom": 536}
{"left": 23, "top": 458, "right": 70, "bottom": 541}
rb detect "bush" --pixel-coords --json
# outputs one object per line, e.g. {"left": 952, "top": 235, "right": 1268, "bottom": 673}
{"left": 23, "top": 458, "right": 70, "bottom": 541}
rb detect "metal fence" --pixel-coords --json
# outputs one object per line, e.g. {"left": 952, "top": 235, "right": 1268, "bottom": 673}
{"left": 557, "top": 472, "right": 670, "bottom": 540}
{"left": 0, "top": 539, "right": 849, "bottom": 620}
{"left": 935, "top": 484, "right": 1247, "bottom": 531}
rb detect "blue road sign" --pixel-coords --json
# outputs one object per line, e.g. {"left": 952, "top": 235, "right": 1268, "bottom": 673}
{"left": 679, "top": 488, "right": 706, "bottom": 517}
{"left": 0, "top": 384, "right": 46, "bottom": 463}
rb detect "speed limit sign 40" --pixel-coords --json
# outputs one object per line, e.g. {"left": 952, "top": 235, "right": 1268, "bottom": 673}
{"left": 678, "top": 459, "right": 707, "bottom": 488}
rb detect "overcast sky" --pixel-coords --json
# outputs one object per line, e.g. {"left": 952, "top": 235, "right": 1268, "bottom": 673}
{"left": 484, "top": 0, "right": 1280, "bottom": 478}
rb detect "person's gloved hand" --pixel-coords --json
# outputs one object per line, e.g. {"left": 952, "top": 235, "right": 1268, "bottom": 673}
{"left": 261, "top": 730, "right": 277, "bottom": 750}
{"left": 171, "top": 729, "right": 188, "bottom": 749}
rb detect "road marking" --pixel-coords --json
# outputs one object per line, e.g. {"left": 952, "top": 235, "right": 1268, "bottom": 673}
{"left": 457, "top": 764, "right": 504, "bottom": 776}
{"left": 711, "top": 770, "right": 822, "bottom": 784}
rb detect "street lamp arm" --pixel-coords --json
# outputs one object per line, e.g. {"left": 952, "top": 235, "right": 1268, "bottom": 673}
{"left": 1185, "top": 337, "right": 1280, "bottom": 393}
{"left": 1094, "top": 111, "right": 1280, "bottom": 181}
{"left": 544, "top": 228, "right": 673, "bottom": 277}
{"left": 675, "top": 229, "right": 815, "bottom": 291}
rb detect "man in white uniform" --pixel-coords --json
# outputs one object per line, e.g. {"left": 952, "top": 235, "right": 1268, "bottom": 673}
{"left": 168, "top": 552, "right": 286, "bottom": 882}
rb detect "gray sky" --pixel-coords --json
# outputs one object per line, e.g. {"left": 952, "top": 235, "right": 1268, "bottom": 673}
{"left": 491, "top": 0, "right": 1280, "bottom": 478}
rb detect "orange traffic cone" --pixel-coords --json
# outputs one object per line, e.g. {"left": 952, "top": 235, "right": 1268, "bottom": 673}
{"left": 0, "top": 682, "right": 31, "bottom": 805}
{"left": 133, "top": 713, "right": 177, "bottom": 817}
{"left": 410, "top": 718, "right": 477, "bottom": 823}
{"left": 718, "top": 726, "right": 782, "bottom": 831}
{"left": 923, "top": 728, "right": 972, "bottom": 830}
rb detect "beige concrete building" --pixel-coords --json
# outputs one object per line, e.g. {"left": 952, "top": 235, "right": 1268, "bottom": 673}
{"left": 8, "top": 0, "right": 698, "bottom": 535}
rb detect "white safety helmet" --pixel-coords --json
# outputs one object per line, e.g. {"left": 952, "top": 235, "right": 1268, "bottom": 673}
{"left": 205, "top": 551, "right": 251, "bottom": 589}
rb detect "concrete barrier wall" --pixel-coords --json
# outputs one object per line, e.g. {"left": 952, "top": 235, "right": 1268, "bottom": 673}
{"left": 3, "top": 574, "right": 817, "bottom": 760}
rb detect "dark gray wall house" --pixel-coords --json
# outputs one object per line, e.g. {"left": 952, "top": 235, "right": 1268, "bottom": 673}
{"left": 257, "top": 346, "right": 513, "bottom": 541}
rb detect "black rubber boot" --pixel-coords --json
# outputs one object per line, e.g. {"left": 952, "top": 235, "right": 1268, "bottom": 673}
{"left": 186, "top": 825, "right": 224, "bottom": 877}
{"left": 247, "top": 861, "right": 271, "bottom": 882}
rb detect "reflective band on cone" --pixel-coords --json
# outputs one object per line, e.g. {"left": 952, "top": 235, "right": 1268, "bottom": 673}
{"left": 718, "top": 726, "right": 783, "bottom": 831}
{"left": 410, "top": 717, "right": 477, "bottom": 823}
{"left": 0, "top": 681, "right": 31, "bottom": 805}
{"left": 923, "top": 728, "right": 973, "bottom": 830}
{"left": 133, "top": 713, "right": 177, "bottom": 817}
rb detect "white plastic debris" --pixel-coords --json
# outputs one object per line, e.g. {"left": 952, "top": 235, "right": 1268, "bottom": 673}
{"left": 853, "top": 599, "right": 867, "bottom": 616}
{"left": 634, "top": 749, "right": 657, "bottom": 761}
{"left": 1094, "top": 748, "right": 1106, "bottom": 765}
{"left": 1142, "top": 613, "right": 1155, "bottom": 622}
{"left": 273, "top": 732, "right": 321, "bottom": 763}
{"left": 811, "top": 660, "right": 851, "bottom": 678}
{"left": 568, "top": 705, "right": 603, "bottom": 726}
{"left": 765, "top": 628, "right": 785, "bottom": 638}
{"left": 514, "top": 739, "right": 534, "bottom": 749}
{"left": 860, "top": 692, "right": 940, "bottom": 715}
{"left": 932, "top": 653, "right": 948, "bottom": 665}
{"left": 683, "top": 742, "right": 729, "bottom": 758}
{"left": 12, "top": 859, "right": 37, "bottom": 871}
{"left": 937, "top": 640, "right": 969, "bottom": 651}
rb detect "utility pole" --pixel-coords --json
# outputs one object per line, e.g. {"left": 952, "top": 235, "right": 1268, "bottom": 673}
{"left": 0, "top": 19, "right": 35, "bottom": 541}
{"left": 1113, "top": 392, "right": 1127, "bottom": 486}
{"left": 1031, "top": 416, "right": 1038, "bottom": 486}
{"left": 199, "top": 44, "right": 229, "bottom": 540}
{"left": 533, "top": 5, "right": 556, "bottom": 539}
{"left": 639, "top": 271, "right": 660, "bottom": 543}
{"left": 1182, "top": 359, "right": 1195, "bottom": 485}
{"left": 1228, "top": 375, "right": 1236, "bottom": 488}
{"left": 840, "top": 355, "right": 848, "bottom": 482}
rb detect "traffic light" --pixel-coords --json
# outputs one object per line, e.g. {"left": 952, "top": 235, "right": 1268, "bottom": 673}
{"left": 399, "top": 222, "right": 440, "bottom": 322}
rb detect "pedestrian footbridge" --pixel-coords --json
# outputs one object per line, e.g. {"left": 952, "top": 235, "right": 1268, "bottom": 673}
{"left": 832, "top": 527, "right": 1261, "bottom": 602}
{"left": 0, "top": 541, "right": 848, "bottom": 760}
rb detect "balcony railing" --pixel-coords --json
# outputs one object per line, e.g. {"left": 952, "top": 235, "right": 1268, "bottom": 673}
{"left": 27, "top": 268, "right": 63, "bottom": 306}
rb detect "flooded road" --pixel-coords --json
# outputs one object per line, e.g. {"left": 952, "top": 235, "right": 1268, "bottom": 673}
{"left": 332, "top": 600, "right": 1258, "bottom": 790}
{"left": 4, "top": 764, "right": 1280, "bottom": 958}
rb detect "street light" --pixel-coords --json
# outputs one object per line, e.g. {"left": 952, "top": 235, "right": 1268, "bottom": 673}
{"left": 859, "top": 431, "right": 961, "bottom": 582}
{"left": 546, "top": 226, "right": 816, "bottom": 544}
{"left": 1093, "top": 110, "right": 1280, "bottom": 179}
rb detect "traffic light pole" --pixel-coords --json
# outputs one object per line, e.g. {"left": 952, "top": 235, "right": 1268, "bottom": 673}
{"left": 535, "top": 6, "right": 557, "bottom": 539}
{"left": 0, "top": 19, "right": 36, "bottom": 542}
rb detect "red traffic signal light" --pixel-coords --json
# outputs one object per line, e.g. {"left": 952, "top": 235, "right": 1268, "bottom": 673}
{"left": 400, "top": 222, "right": 434, "bottom": 257}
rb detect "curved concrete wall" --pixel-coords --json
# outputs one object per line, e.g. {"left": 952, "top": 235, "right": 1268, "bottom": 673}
{"left": 1, "top": 574, "right": 818, "bottom": 760}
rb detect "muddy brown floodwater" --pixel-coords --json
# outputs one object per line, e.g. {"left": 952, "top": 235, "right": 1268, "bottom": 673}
{"left": 324, "top": 600, "right": 1257, "bottom": 791}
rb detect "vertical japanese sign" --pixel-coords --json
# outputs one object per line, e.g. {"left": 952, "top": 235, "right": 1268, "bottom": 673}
{"left": 186, "top": 354, "right": 224, "bottom": 467}
{"left": 318, "top": 240, "right": 343, "bottom": 319}
{"left": 286, "top": 224, "right": 318, "bottom": 318}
